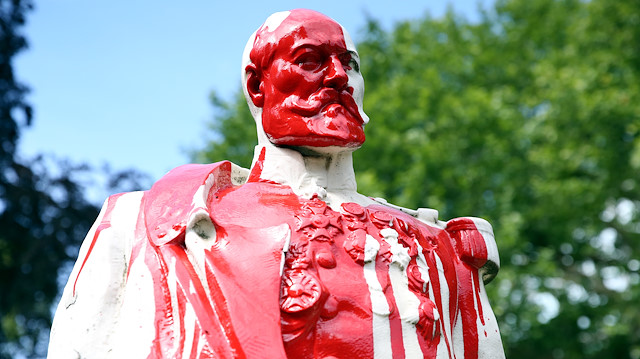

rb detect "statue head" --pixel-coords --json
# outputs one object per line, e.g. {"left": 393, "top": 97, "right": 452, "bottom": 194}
{"left": 242, "top": 9, "right": 369, "bottom": 151}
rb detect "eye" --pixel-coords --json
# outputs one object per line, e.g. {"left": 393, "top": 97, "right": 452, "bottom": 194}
{"left": 348, "top": 58, "right": 360, "bottom": 73}
{"left": 295, "top": 52, "right": 323, "bottom": 71}
{"left": 340, "top": 53, "right": 360, "bottom": 73}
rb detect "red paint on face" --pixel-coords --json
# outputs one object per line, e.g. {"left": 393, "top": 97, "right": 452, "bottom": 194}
{"left": 250, "top": 10, "right": 366, "bottom": 148}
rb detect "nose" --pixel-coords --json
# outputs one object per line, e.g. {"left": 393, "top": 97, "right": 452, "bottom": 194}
{"left": 323, "top": 55, "right": 348, "bottom": 89}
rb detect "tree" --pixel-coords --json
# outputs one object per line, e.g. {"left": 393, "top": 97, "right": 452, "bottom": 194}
{"left": 193, "top": 90, "right": 256, "bottom": 169}
{"left": 196, "top": 0, "right": 640, "bottom": 357}
{"left": 0, "top": 1, "right": 151, "bottom": 357}
{"left": 0, "top": 2, "right": 97, "bottom": 357}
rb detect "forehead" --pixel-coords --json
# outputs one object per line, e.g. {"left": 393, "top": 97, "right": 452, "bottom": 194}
{"left": 258, "top": 10, "right": 350, "bottom": 55}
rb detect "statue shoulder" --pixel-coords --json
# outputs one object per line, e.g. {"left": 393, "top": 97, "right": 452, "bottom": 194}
{"left": 370, "top": 197, "right": 446, "bottom": 228}
{"left": 370, "top": 197, "right": 500, "bottom": 284}
{"left": 144, "top": 161, "right": 250, "bottom": 246}
{"left": 445, "top": 217, "right": 500, "bottom": 283}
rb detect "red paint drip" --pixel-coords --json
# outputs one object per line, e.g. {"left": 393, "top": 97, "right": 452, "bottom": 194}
{"left": 162, "top": 244, "right": 244, "bottom": 359}
{"left": 385, "top": 276, "right": 407, "bottom": 359}
{"left": 190, "top": 326, "right": 201, "bottom": 358}
{"left": 367, "top": 204, "right": 462, "bottom": 359}
{"left": 446, "top": 218, "right": 491, "bottom": 359}
{"left": 72, "top": 193, "right": 125, "bottom": 296}
{"left": 125, "top": 199, "right": 147, "bottom": 280}
{"left": 130, "top": 161, "right": 501, "bottom": 358}
{"left": 145, "top": 238, "right": 175, "bottom": 358}
{"left": 176, "top": 286, "right": 187, "bottom": 357}
{"left": 473, "top": 270, "right": 486, "bottom": 326}
{"left": 247, "top": 147, "right": 266, "bottom": 182}
{"left": 458, "top": 266, "right": 480, "bottom": 359}
{"left": 425, "top": 251, "right": 451, "bottom": 356}
{"left": 433, "top": 230, "right": 461, "bottom": 359}
{"left": 447, "top": 219, "right": 488, "bottom": 269}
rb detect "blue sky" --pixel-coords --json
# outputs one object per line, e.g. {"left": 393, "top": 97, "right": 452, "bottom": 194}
{"left": 16, "top": 1, "right": 493, "bottom": 184}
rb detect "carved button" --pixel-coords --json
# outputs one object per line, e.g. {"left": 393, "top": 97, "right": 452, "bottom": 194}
{"left": 311, "top": 214, "right": 330, "bottom": 228}
{"left": 316, "top": 250, "right": 336, "bottom": 268}
{"left": 344, "top": 229, "right": 367, "bottom": 265}
{"left": 280, "top": 270, "right": 322, "bottom": 313}
{"left": 341, "top": 203, "right": 367, "bottom": 231}
{"left": 417, "top": 298, "right": 440, "bottom": 340}
{"left": 307, "top": 200, "right": 326, "bottom": 209}
{"left": 410, "top": 264, "right": 422, "bottom": 278}
{"left": 288, "top": 283, "right": 304, "bottom": 297}
{"left": 370, "top": 210, "right": 394, "bottom": 227}
{"left": 408, "top": 263, "right": 427, "bottom": 293}
{"left": 341, "top": 202, "right": 365, "bottom": 216}
{"left": 320, "top": 295, "right": 339, "bottom": 319}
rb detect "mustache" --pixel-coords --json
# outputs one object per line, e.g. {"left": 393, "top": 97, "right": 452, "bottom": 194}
{"left": 284, "top": 88, "right": 364, "bottom": 124}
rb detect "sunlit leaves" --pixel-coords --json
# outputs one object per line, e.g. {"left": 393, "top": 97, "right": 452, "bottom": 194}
{"left": 354, "top": 0, "right": 640, "bottom": 357}
{"left": 197, "top": 0, "right": 640, "bottom": 357}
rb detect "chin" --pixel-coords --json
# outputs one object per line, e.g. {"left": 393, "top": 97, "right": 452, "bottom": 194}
{"left": 270, "top": 133, "right": 365, "bottom": 150}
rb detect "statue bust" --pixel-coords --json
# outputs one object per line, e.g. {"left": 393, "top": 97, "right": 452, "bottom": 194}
{"left": 48, "top": 9, "right": 505, "bottom": 359}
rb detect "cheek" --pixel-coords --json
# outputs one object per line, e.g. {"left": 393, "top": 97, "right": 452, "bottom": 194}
{"left": 348, "top": 74, "right": 365, "bottom": 104}
{"left": 269, "top": 60, "right": 322, "bottom": 95}
{"left": 270, "top": 61, "right": 297, "bottom": 93}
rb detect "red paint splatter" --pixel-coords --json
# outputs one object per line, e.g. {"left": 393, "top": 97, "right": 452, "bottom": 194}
{"left": 446, "top": 218, "right": 491, "bottom": 359}
{"left": 102, "top": 162, "right": 499, "bottom": 358}
{"left": 247, "top": 147, "right": 266, "bottom": 182}
{"left": 249, "top": 9, "right": 365, "bottom": 148}
{"left": 72, "top": 192, "right": 125, "bottom": 296}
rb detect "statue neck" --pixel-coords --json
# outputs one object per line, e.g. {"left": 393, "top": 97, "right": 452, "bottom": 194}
{"left": 248, "top": 144, "right": 371, "bottom": 209}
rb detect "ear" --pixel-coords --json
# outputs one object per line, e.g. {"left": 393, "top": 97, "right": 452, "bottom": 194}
{"left": 245, "top": 63, "right": 264, "bottom": 108}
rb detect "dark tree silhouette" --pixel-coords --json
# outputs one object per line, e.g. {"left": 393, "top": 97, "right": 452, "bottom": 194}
{"left": 0, "top": 1, "right": 99, "bottom": 357}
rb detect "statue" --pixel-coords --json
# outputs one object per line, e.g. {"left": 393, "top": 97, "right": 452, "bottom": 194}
{"left": 48, "top": 9, "right": 505, "bottom": 359}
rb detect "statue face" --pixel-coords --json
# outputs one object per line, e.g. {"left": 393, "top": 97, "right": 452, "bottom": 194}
{"left": 257, "top": 12, "right": 367, "bottom": 148}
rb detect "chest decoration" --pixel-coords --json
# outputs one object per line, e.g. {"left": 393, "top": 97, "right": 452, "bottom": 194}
{"left": 279, "top": 197, "right": 442, "bottom": 343}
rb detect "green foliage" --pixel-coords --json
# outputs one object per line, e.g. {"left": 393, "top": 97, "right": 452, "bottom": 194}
{"left": 195, "top": 91, "right": 256, "bottom": 168}
{"left": 197, "top": 0, "right": 640, "bottom": 357}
